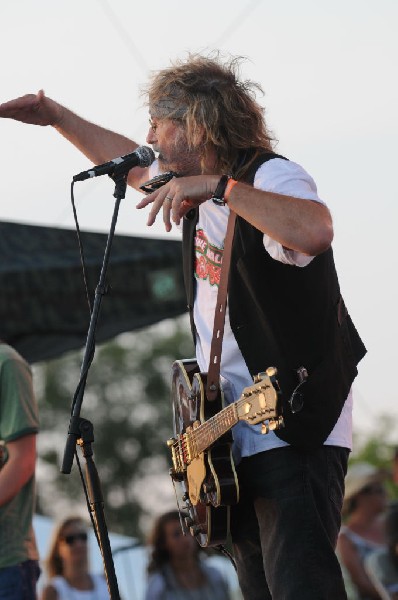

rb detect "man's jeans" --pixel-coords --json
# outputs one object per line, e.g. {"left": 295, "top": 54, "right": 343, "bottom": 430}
{"left": 231, "top": 445, "right": 349, "bottom": 600}
{"left": 0, "top": 560, "right": 40, "bottom": 600}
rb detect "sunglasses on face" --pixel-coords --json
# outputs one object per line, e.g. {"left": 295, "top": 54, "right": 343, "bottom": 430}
{"left": 61, "top": 532, "right": 88, "bottom": 545}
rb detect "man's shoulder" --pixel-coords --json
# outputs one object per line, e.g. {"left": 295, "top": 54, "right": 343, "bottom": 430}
{"left": 0, "top": 343, "right": 30, "bottom": 376}
{"left": 0, "top": 343, "right": 26, "bottom": 365}
{"left": 253, "top": 156, "right": 323, "bottom": 204}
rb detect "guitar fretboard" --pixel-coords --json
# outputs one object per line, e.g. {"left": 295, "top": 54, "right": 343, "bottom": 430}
{"left": 186, "top": 401, "right": 240, "bottom": 460}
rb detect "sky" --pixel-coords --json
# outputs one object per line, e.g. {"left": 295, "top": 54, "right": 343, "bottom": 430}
{"left": 1, "top": 0, "right": 397, "bottom": 440}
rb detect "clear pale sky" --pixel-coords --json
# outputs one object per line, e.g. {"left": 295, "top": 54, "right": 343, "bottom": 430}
{"left": 1, "top": 0, "right": 397, "bottom": 440}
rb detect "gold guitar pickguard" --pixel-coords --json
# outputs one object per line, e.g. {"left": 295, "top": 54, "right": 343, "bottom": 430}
{"left": 187, "top": 454, "right": 206, "bottom": 505}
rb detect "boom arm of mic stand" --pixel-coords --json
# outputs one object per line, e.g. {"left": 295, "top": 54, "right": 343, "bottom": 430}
{"left": 61, "top": 172, "right": 129, "bottom": 599}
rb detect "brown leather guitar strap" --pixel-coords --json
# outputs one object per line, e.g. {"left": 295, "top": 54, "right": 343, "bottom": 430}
{"left": 206, "top": 210, "right": 237, "bottom": 402}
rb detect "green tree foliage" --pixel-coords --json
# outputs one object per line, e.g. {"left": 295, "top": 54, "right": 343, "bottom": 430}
{"left": 350, "top": 415, "right": 398, "bottom": 500}
{"left": 35, "top": 316, "right": 194, "bottom": 539}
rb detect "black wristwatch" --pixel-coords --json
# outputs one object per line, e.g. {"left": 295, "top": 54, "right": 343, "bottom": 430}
{"left": 211, "top": 175, "right": 230, "bottom": 205}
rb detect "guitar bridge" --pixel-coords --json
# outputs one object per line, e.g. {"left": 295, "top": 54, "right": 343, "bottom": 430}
{"left": 167, "top": 435, "right": 188, "bottom": 477}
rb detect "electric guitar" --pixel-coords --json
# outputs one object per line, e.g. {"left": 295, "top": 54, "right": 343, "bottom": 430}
{"left": 167, "top": 359, "right": 283, "bottom": 547}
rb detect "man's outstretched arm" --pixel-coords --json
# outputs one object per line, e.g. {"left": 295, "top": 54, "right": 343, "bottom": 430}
{"left": 0, "top": 89, "right": 150, "bottom": 189}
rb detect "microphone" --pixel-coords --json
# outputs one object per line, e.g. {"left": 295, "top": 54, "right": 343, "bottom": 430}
{"left": 73, "top": 145, "right": 155, "bottom": 182}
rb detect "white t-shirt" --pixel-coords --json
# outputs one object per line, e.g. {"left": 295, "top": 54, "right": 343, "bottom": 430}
{"left": 50, "top": 574, "right": 109, "bottom": 600}
{"left": 145, "top": 562, "right": 230, "bottom": 600}
{"left": 192, "top": 158, "right": 353, "bottom": 461}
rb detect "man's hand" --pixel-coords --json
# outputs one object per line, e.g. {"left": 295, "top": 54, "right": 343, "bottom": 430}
{"left": 136, "top": 174, "right": 219, "bottom": 232}
{"left": 0, "top": 89, "right": 63, "bottom": 127}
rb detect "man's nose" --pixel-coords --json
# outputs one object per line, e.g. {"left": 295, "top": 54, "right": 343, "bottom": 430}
{"left": 146, "top": 128, "right": 156, "bottom": 144}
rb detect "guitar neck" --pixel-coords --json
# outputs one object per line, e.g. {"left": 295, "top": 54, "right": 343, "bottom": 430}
{"left": 188, "top": 402, "right": 238, "bottom": 458}
{"left": 170, "top": 362, "right": 281, "bottom": 475}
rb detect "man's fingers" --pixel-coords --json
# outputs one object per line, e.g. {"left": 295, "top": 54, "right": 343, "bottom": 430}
{"left": 147, "top": 189, "right": 169, "bottom": 226}
{"left": 137, "top": 184, "right": 190, "bottom": 230}
{"left": 136, "top": 195, "right": 153, "bottom": 209}
{"left": 162, "top": 196, "right": 174, "bottom": 231}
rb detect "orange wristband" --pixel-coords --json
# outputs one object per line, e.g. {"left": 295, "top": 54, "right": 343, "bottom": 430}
{"left": 224, "top": 178, "right": 238, "bottom": 203}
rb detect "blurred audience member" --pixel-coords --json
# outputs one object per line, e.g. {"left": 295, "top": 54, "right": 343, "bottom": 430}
{"left": 145, "top": 510, "right": 230, "bottom": 600}
{"left": 40, "top": 516, "right": 108, "bottom": 600}
{"left": 392, "top": 448, "right": 398, "bottom": 486}
{"left": 365, "top": 502, "right": 398, "bottom": 600}
{"left": 0, "top": 341, "right": 40, "bottom": 600}
{"left": 337, "top": 462, "right": 388, "bottom": 599}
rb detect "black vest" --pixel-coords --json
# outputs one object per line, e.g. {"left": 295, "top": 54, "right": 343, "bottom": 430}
{"left": 182, "top": 153, "right": 366, "bottom": 447}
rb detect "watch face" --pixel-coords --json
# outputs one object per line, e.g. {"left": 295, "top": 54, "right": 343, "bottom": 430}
{"left": 139, "top": 171, "right": 179, "bottom": 194}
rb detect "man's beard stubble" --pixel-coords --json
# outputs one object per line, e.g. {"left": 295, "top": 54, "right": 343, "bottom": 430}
{"left": 157, "top": 132, "right": 204, "bottom": 177}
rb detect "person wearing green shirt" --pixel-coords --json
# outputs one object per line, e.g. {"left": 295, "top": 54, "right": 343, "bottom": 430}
{"left": 0, "top": 342, "right": 40, "bottom": 599}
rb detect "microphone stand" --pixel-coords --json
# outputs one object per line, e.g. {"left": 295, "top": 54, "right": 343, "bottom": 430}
{"left": 61, "top": 169, "right": 130, "bottom": 600}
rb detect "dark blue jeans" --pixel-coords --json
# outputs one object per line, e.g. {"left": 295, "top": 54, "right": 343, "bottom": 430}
{"left": 0, "top": 560, "right": 40, "bottom": 600}
{"left": 231, "top": 445, "right": 349, "bottom": 600}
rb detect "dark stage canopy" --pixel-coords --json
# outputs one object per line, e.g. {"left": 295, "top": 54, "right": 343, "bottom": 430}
{"left": 0, "top": 221, "right": 187, "bottom": 363}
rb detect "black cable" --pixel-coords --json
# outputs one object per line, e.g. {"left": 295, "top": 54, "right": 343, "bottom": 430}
{"left": 69, "top": 181, "right": 98, "bottom": 416}
{"left": 71, "top": 181, "right": 92, "bottom": 314}
{"left": 70, "top": 182, "right": 102, "bottom": 545}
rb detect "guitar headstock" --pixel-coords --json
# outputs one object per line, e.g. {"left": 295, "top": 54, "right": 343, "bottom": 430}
{"left": 236, "top": 367, "right": 283, "bottom": 433}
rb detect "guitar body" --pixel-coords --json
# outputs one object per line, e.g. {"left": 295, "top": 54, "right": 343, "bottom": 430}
{"left": 169, "top": 360, "right": 282, "bottom": 547}
{"left": 171, "top": 359, "right": 239, "bottom": 547}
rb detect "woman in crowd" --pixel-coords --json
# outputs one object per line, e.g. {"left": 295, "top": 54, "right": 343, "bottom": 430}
{"left": 40, "top": 516, "right": 108, "bottom": 600}
{"left": 145, "top": 510, "right": 230, "bottom": 600}
{"left": 365, "top": 502, "right": 398, "bottom": 600}
{"left": 337, "top": 462, "right": 388, "bottom": 600}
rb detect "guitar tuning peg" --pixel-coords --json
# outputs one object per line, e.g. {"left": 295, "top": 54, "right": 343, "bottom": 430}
{"left": 203, "top": 482, "right": 215, "bottom": 494}
{"left": 266, "top": 366, "right": 277, "bottom": 377}
{"left": 261, "top": 417, "right": 284, "bottom": 435}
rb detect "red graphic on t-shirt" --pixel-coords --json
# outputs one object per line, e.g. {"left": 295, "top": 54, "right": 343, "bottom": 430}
{"left": 194, "top": 229, "right": 223, "bottom": 287}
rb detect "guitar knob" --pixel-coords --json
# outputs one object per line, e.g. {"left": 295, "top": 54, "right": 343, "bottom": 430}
{"left": 203, "top": 482, "right": 215, "bottom": 494}
{"left": 184, "top": 516, "right": 194, "bottom": 528}
{"left": 190, "top": 525, "right": 203, "bottom": 536}
{"left": 182, "top": 492, "right": 189, "bottom": 502}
